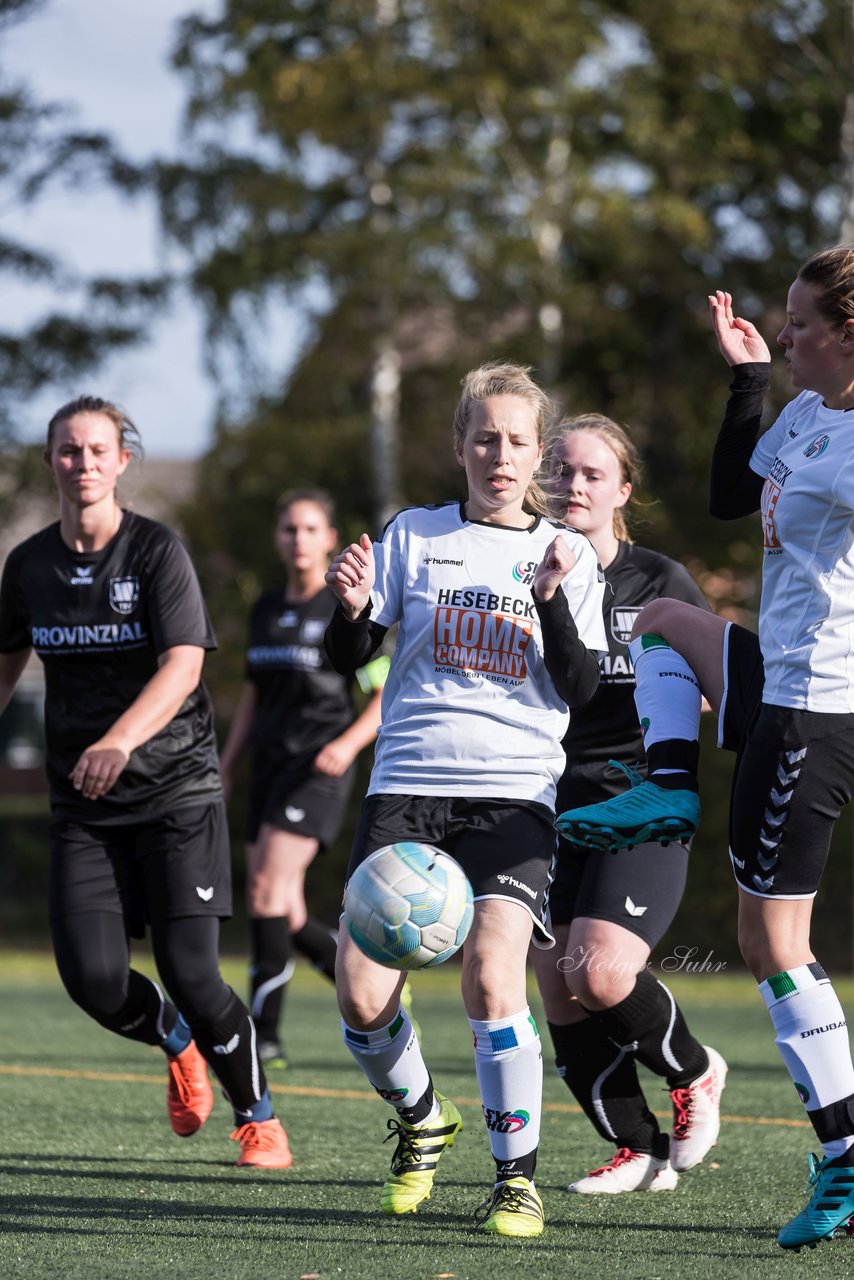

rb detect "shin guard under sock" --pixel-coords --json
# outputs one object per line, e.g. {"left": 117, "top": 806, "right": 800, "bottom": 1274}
{"left": 548, "top": 1017, "right": 659, "bottom": 1152}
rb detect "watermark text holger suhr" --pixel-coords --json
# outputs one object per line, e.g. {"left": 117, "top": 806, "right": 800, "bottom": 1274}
{"left": 557, "top": 944, "right": 727, "bottom": 982}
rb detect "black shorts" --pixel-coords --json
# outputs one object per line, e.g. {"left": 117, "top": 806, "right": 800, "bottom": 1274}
{"left": 348, "top": 793, "right": 557, "bottom": 946}
{"left": 720, "top": 624, "right": 854, "bottom": 898}
{"left": 248, "top": 759, "right": 354, "bottom": 847}
{"left": 49, "top": 800, "right": 233, "bottom": 939}
{"left": 549, "top": 839, "right": 689, "bottom": 948}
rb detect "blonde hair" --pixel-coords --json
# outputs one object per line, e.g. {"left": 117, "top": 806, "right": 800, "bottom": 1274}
{"left": 547, "top": 413, "right": 642, "bottom": 542}
{"left": 798, "top": 244, "right": 854, "bottom": 327}
{"left": 452, "top": 361, "right": 554, "bottom": 516}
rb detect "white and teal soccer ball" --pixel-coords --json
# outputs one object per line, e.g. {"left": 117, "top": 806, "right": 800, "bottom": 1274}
{"left": 343, "top": 842, "right": 474, "bottom": 970}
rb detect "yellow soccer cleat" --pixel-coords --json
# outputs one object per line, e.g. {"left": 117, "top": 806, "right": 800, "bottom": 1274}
{"left": 475, "top": 1177, "right": 545, "bottom": 1237}
{"left": 380, "top": 1092, "right": 462, "bottom": 1214}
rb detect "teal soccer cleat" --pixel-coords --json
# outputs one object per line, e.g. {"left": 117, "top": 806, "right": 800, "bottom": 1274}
{"left": 556, "top": 764, "right": 700, "bottom": 852}
{"left": 778, "top": 1152, "right": 854, "bottom": 1250}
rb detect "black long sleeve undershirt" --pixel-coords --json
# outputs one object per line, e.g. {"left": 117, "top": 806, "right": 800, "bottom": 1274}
{"left": 708, "top": 362, "right": 769, "bottom": 519}
{"left": 533, "top": 589, "right": 600, "bottom": 710}
{"left": 324, "top": 601, "right": 387, "bottom": 673}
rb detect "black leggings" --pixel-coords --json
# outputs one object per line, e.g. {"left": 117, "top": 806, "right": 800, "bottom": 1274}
{"left": 51, "top": 910, "right": 267, "bottom": 1111}
{"left": 52, "top": 912, "right": 231, "bottom": 1037}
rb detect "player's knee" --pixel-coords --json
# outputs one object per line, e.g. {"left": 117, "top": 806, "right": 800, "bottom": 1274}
{"left": 246, "top": 868, "right": 284, "bottom": 916}
{"left": 631, "top": 597, "right": 680, "bottom": 643}
{"left": 58, "top": 962, "right": 128, "bottom": 1023}
{"left": 563, "top": 963, "right": 631, "bottom": 1009}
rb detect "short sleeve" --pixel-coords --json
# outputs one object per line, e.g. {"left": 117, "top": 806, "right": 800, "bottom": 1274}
{"left": 661, "top": 561, "right": 710, "bottom": 612}
{"left": 558, "top": 533, "right": 608, "bottom": 653}
{"left": 0, "top": 546, "right": 32, "bottom": 653}
{"left": 369, "top": 516, "right": 406, "bottom": 629}
{"left": 750, "top": 401, "right": 794, "bottom": 479}
{"left": 146, "top": 531, "right": 216, "bottom": 656}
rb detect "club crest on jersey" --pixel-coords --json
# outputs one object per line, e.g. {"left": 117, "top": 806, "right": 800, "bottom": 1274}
{"left": 611, "top": 607, "right": 640, "bottom": 644}
{"left": 109, "top": 577, "right": 140, "bottom": 615}
{"left": 300, "top": 618, "right": 326, "bottom": 642}
{"left": 511, "top": 559, "right": 537, "bottom": 587}
{"left": 803, "top": 433, "right": 830, "bottom": 458}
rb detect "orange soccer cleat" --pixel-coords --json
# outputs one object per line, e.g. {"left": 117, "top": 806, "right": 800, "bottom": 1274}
{"left": 230, "top": 1117, "right": 294, "bottom": 1168}
{"left": 166, "top": 1040, "right": 214, "bottom": 1137}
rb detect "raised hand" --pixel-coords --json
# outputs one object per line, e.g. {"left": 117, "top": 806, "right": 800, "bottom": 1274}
{"left": 532, "top": 534, "right": 578, "bottom": 602}
{"left": 325, "top": 533, "right": 375, "bottom": 620}
{"left": 709, "top": 290, "right": 772, "bottom": 366}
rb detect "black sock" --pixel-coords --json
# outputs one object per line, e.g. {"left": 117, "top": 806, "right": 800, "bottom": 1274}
{"left": 494, "top": 1148, "right": 538, "bottom": 1183}
{"left": 101, "top": 970, "right": 182, "bottom": 1047}
{"left": 249, "top": 917, "right": 293, "bottom": 1043}
{"left": 547, "top": 1018, "right": 659, "bottom": 1153}
{"left": 588, "top": 971, "right": 708, "bottom": 1087}
{"left": 191, "top": 987, "right": 272, "bottom": 1116}
{"left": 647, "top": 739, "right": 700, "bottom": 792}
{"left": 292, "top": 917, "right": 337, "bottom": 981}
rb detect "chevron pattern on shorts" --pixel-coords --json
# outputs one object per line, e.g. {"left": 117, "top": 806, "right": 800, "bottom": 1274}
{"left": 752, "top": 746, "right": 807, "bottom": 893}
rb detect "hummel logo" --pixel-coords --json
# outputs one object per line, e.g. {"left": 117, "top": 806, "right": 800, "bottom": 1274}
{"left": 196, "top": 886, "right": 214, "bottom": 901}
{"left": 625, "top": 897, "right": 647, "bottom": 917}
{"left": 213, "top": 1034, "right": 240, "bottom": 1054}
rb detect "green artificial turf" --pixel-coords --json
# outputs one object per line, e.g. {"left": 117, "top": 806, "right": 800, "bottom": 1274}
{"left": 2, "top": 952, "right": 854, "bottom": 1278}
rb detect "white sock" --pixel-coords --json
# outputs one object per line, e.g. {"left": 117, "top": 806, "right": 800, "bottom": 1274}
{"left": 470, "top": 1008, "right": 542, "bottom": 1182}
{"left": 628, "top": 634, "right": 701, "bottom": 773}
{"left": 760, "top": 964, "right": 854, "bottom": 1159}
{"left": 342, "top": 1007, "right": 439, "bottom": 1126}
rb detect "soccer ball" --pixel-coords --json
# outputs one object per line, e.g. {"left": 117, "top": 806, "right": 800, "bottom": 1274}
{"left": 343, "top": 842, "right": 474, "bottom": 970}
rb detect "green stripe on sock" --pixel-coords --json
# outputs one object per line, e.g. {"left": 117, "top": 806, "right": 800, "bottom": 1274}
{"left": 639, "top": 633, "right": 671, "bottom": 651}
{"left": 768, "top": 970, "right": 797, "bottom": 998}
{"left": 389, "top": 1011, "right": 405, "bottom": 1039}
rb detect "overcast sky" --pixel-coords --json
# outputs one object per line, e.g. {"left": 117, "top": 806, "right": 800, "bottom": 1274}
{"left": 5, "top": 0, "right": 278, "bottom": 458}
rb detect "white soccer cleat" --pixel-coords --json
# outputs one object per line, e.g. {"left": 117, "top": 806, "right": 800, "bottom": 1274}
{"left": 568, "top": 1146, "right": 679, "bottom": 1194}
{"left": 669, "top": 1045, "right": 728, "bottom": 1171}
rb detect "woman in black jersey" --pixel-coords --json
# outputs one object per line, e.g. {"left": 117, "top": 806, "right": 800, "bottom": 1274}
{"left": 0, "top": 395, "right": 292, "bottom": 1168}
{"left": 219, "top": 489, "right": 385, "bottom": 1067}
{"left": 531, "top": 414, "right": 727, "bottom": 1193}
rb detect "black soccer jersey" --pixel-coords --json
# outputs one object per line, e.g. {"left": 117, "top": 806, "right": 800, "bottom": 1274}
{"left": 0, "top": 512, "right": 221, "bottom": 822}
{"left": 557, "top": 541, "right": 708, "bottom": 808}
{"left": 245, "top": 587, "right": 357, "bottom": 768}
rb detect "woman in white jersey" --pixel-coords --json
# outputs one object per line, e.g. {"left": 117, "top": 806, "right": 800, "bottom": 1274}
{"left": 557, "top": 245, "right": 854, "bottom": 1250}
{"left": 324, "top": 362, "right": 607, "bottom": 1238}
{"left": 532, "top": 415, "right": 726, "bottom": 1196}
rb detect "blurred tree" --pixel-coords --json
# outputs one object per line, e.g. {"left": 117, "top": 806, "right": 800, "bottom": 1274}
{"left": 158, "top": 0, "right": 854, "bottom": 958}
{"left": 161, "top": 0, "right": 846, "bottom": 621}
{"left": 0, "top": 0, "right": 167, "bottom": 511}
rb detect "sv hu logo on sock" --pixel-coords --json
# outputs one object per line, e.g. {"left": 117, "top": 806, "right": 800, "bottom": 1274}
{"left": 375, "top": 1086, "right": 409, "bottom": 1102}
{"left": 483, "top": 1107, "right": 530, "bottom": 1133}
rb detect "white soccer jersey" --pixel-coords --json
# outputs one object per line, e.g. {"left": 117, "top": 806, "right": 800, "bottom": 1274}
{"left": 750, "top": 391, "right": 854, "bottom": 711}
{"left": 367, "top": 502, "right": 607, "bottom": 805}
